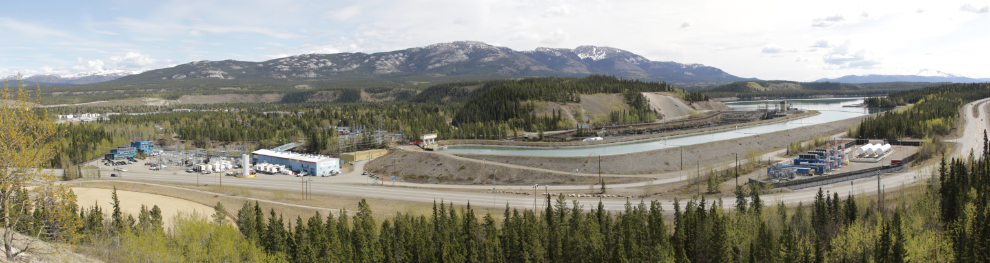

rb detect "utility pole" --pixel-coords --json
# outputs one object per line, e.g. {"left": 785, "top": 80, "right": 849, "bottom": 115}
{"left": 302, "top": 175, "right": 305, "bottom": 199}
{"left": 493, "top": 170, "right": 498, "bottom": 209}
{"left": 735, "top": 153, "right": 739, "bottom": 187}
{"left": 697, "top": 160, "right": 701, "bottom": 196}
{"left": 598, "top": 155, "right": 604, "bottom": 194}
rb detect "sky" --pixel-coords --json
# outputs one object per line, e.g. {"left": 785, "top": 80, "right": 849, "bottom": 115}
{"left": 1, "top": 0, "right": 987, "bottom": 81}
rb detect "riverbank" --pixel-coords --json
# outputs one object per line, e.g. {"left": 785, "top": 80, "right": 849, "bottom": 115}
{"left": 442, "top": 110, "right": 820, "bottom": 149}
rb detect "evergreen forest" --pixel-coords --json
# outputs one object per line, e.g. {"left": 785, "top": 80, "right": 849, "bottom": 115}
{"left": 857, "top": 83, "right": 988, "bottom": 140}
{"left": 51, "top": 148, "right": 990, "bottom": 262}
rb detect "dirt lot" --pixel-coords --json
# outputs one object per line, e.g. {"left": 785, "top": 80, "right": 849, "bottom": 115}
{"left": 71, "top": 187, "right": 223, "bottom": 229}
{"left": 455, "top": 114, "right": 873, "bottom": 176}
{"left": 364, "top": 149, "right": 649, "bottom": 186}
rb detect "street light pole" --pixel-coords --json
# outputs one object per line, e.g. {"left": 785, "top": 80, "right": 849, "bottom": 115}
{"left": 533, "top": 184, "right": 539, "bottom": 209}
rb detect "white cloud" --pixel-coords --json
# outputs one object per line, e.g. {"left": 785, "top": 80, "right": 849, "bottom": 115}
{"left": 811, "top": 15, "right": 845, "bottom": 27}
{"left": 74, "top": 52, "right": 164, "bottom": 71}
{"left": 680, "top": 22, "right": 691, "bottom": 28}
{"left": 811, "top": 40, "right": 830, "bottom": 48}
{"left": 542, "top": 6, "right": 570, "bottom": 18}
{"left": 542, "top": 29, "right": 569, "bottom": 44}
{"left": 915, "top": 8, "right": 926, "bottom": 13}
{"left": 796, "top": 56, "right": 810, "bottom": 62}
{"left": 510, "top": 32, "right": 540, "bottom": 41}
{"left": 260, "top": 44, "right": 346, "bottom": 59}
{"left": 960, "top": 3, "right": 990, "bottom": 13}
{"left": 821, "top": 41, "right": 882, "bottom": 69}
{"left": 861, "top": 12, "right": 869, "bottom": 18}
{"left": 761, "top": 44, "right": 795, "bottom": 54}
{"left": 189, "top": 30, "right": 203, "bottom": 37}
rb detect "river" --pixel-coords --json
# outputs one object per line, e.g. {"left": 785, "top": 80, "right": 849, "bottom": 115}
{"left": 444, "top": 97, "right": 876, "bottom": 157}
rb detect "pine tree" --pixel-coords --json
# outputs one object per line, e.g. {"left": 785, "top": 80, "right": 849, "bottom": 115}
{"left": 212, "top": 202, "right": 227, "bottom": 225}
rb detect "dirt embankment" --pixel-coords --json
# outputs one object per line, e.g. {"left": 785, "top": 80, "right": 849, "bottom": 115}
{"left": 641, "top": 92, "right": 732, "bottom": 119}
{"left": 642, "top": 92, "right": 694, "bottom": 119}
{"left": 456, "top": 115, "right": 871, "bottom": 175}
{"left": 364, "top": 149, "right": 647, "bottom": 186}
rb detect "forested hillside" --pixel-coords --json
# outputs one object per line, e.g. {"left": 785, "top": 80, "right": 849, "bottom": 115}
{"left": 119, "top": 152, "right": 979, "bottom": 263}
{"left": 856, "top": 83, "right": 989, "bottom": 140}
{"left": 696, "top": 81, "right": 944, "bottom": 99}
{"left": 452, "top": 75, "right": 706, "bottom": 129}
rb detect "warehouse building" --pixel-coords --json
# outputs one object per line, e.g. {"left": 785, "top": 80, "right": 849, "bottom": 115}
{"left": 252, "top": 149, "right": 341, "bottom": 176}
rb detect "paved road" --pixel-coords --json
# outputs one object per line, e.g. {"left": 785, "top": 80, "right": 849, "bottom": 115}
{"left": 72, "top": 98, "right": 990, "bottom": 212}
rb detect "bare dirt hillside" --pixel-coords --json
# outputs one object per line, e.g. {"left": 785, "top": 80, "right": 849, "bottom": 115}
{"left": 531, "top": 94, "right": 629, "bottom": 125}
{"left": 0, "top": 229, "right": 99, "bottom": 262}
{"left": 691, "top": 101, "right": 731, "bottom": 111}
{"left": 641, "top": 92, "right": 731, "bottom": 120}
{"left": 641, "top": 92, "right": 694, "bottom": 119}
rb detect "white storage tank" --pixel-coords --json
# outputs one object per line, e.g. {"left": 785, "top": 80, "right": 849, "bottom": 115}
{"left": 876, "top": 144, "right": 892, "bottom": 156}
{"left": 857, "top": 143, "right": 873, "bottom": 157}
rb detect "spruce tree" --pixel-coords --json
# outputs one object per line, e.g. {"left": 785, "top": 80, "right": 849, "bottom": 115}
{"left": 110, "top": 186, "right": 125, "bottom": 234}
{"left": 735, "top": 186, "right": 748, "bottom": 214}
{"left": 237, "top": 201, "right": 257, "bottom": 241}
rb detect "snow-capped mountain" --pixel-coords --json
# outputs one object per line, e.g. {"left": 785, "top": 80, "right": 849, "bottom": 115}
{"left": 910, "top": 69, "right": 969, "bottom": 78}
{"left": 815, "top": 69, "right": 990, "bottom": 83}
{"left": 4, "top": 70, "right": 136, "bottom": 85}
{"left": 117, "top": 41, "right": 752, "bottom": 86}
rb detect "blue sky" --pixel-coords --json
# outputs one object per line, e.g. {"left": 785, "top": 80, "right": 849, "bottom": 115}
{"left": 1, "top": 0, "right": 987, "bottom": 81}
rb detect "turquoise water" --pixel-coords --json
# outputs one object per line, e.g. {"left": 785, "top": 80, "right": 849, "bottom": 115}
{"left": 443, "top": 98, "right": 870, "bottom": 157}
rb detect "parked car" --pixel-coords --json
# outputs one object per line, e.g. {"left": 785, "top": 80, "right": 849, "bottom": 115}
{"left": 362, "top": 170, "right": 368, "bottom": 175}
{"left": 110, "top": 173, "right": 118, "bottom": 177}
{"left": 186, "top": 169, "right": 194, "bottom": 173}
{"left": 145, "top": 162, "right": 152, "bottom": 165}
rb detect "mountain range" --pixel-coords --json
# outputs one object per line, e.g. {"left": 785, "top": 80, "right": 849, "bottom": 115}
{"left": 95, "top": 41, "right": 752, "bottom": 87}
{"left": 4, "top": 70, "right": 134, "bottom": 85}
{"left": 815, "top": 69, "right": 990, "bottom": 83}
